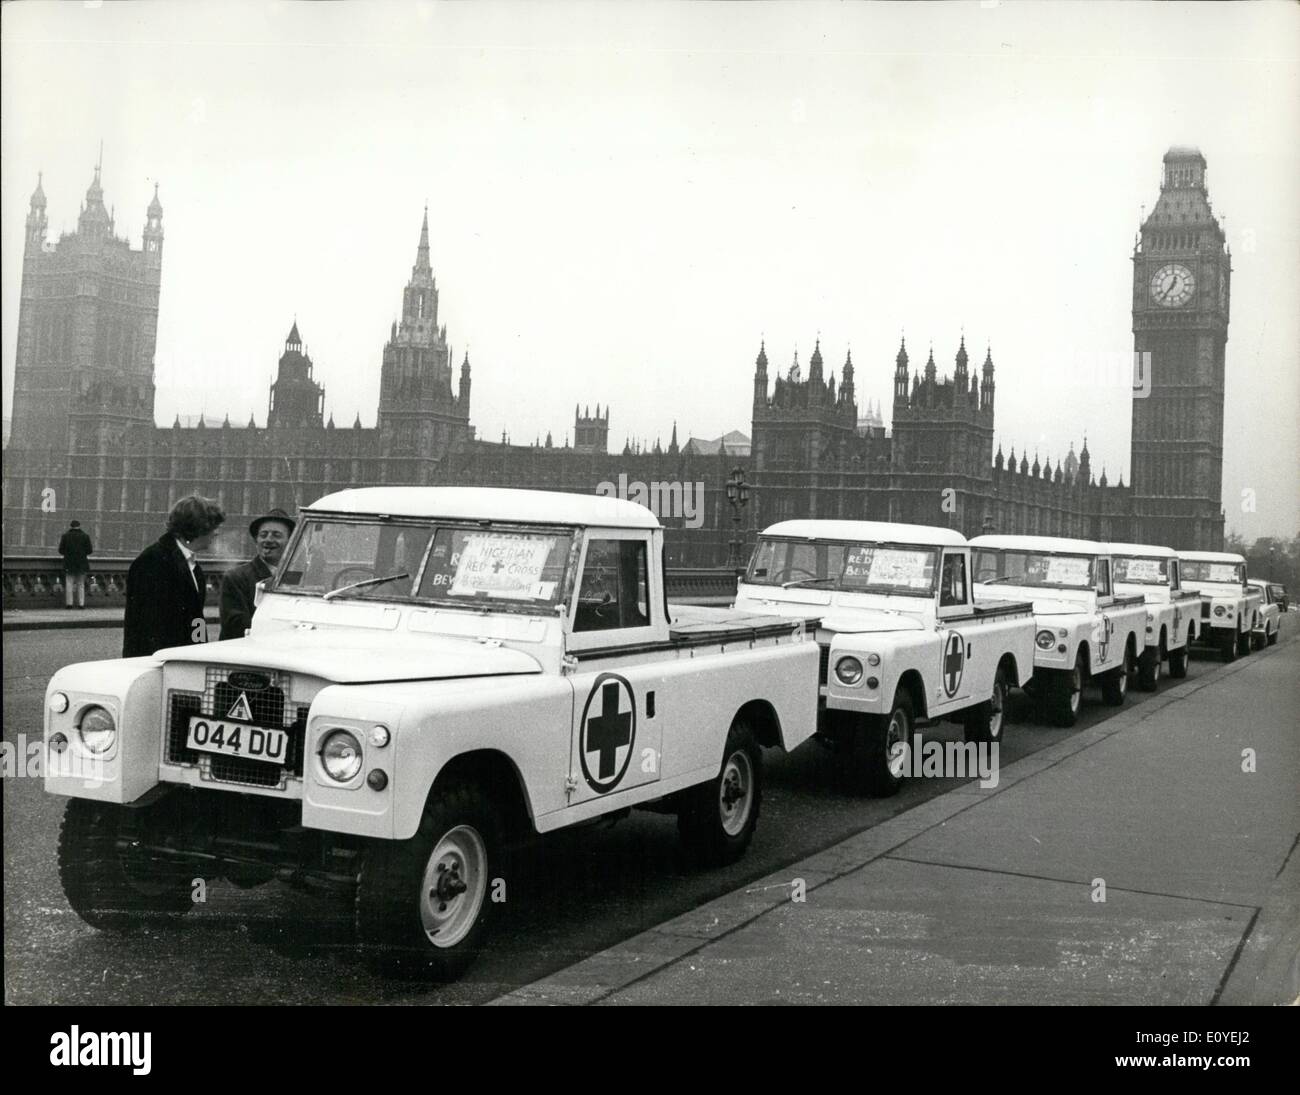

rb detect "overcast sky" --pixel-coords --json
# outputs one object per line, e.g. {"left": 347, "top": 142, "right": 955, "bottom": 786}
{"left": 3, "top": 0, "right": 1297, "bottom": 539}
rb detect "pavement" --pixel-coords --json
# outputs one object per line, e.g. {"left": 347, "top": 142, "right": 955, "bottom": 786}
{"left": 2, "top": 606, "right": 220, "bottom": 631}
{"left": 493, "top": 633, "right": 1300, "bottom": 1006}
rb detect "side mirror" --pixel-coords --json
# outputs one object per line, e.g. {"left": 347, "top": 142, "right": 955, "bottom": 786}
{"left": 254, "top": 579, "right": 267, "bottom": 608}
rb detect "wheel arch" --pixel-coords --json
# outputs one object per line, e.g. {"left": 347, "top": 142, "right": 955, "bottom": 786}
{"left": 734, "top": 698, "right": 784, "bottom": 751}
{"left": 430, "top": 749, "right": 533, "bottom": 844}
{"left": 894, "top": 668, "right": 927, "bottom": 720}
{"left": 996, "top": 651, "right": 1021, "bottom": 688}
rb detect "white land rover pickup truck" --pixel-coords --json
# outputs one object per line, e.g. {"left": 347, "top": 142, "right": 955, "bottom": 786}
{"left": 733, "top": 521, "right": 1036, "bottom": 796}
{"left": 1106, "top": 542, "right": 1201, "bottom": 689}
{"left": 1180, "top": 550, "right": 1262, "bottom": 662}
{"left": 968, "top": 535, "right": 1146, "bottom": 727}
{"left": 1246, "top": 579, "right": 1282, "bottom": 650}
{"left": 44, "top": 488, "right": 819, "bottom": 980}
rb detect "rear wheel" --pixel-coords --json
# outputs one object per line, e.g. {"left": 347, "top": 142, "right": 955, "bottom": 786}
{"left": 58, "top": 798, "right": 196, "bottom": 932}
{"left": 1167, "top": 643, "right": 1189, "bottom": 678}
{"left": 1267, "top": 624, "right": 1279, "bottom": 647}
{"left": 964, "top": 666, "right": 1008, "bottom": 744}
{"left": 356, "top": 781, "right": 502, "bottom": 981}
{"left": 1100, "top": 647, "right": 1131, "bottom": 706}
{"left": 848, "top": 691, "right": 913, "bottom": 796}
{"left": 678, "top": 719, "right": 762, "bottom": 866}
{"left": 1220, "top": 632, "right": 1238, "bottom": 662}
{"left": 1236, "top": 628, "right": 1252, "bottom": 657}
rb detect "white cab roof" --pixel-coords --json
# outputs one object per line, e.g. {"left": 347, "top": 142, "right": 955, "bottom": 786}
{"left": 1104, "top": 542, "right": 1178, "bottom": 559}
{"left": 760, "top": 519, "right": 967, "bottom": 547}
{"left": 306, "top": 487, "right": 661, "bottom": 529}
{"left": 969, "top": 534, "right": 1105, "bottom": 555}
{"left": 1179, "top": 550, "right": 1246, "bottom": 564}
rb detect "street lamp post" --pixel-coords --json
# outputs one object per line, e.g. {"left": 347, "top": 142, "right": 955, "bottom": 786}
{"left": 725, "top": 466, "right": 750, "bottom": 570}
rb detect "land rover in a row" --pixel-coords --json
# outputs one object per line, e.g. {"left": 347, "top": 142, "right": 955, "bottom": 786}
{"left": 1179, "top": 550, "right": 1262, "bottom": 661}
{"left": 45, "top": 488, "right": 820, "bottom": 980}
{"left": 968, "top": 535, "right": 1146, "bottom": 726}
{"left": 734, "top": 521, "right": 1036, "bottom": 795}
{"left": 1106, "top": 542, "right": 1200, "bottom": 688}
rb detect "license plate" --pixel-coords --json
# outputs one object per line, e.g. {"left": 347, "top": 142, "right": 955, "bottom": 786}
{"left": 187, "top": 716, "right": 287, "bottom": 763}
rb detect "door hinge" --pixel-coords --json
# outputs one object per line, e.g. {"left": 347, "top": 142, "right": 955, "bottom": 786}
{"left": 561, "top": 654, "right": 579, "bottom": 676}
{"left": 564, "top": 774, "right": 579, "bottom": 799}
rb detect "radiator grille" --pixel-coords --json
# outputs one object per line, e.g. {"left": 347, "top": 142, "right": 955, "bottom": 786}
{"left": 818, "top": 644, "right": 830, "bottom": 686}
{"left": 1201, "top": 602, "right": 1210, "bottom": 619}
{"left": 166, "top": 666, "right": 308, "bottom": 789}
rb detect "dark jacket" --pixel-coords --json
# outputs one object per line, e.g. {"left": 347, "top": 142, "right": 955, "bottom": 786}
{"left": 122, "top": 533, "right": 208, "bottom": 658}
{"left": 219, "top": 555, "right": 273, "bottom": 641}
{"left": 58, "top": 528, "right": 94, "bottom": 575}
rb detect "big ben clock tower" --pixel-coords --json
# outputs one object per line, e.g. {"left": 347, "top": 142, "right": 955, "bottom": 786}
{"left": 1130, "top": 147, "right": 1230, "bottom": 551}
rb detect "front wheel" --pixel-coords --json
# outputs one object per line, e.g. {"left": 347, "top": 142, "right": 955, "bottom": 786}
{"left": 1220, "top": 632, "right": 1238, "bottom": 662}
{"left": 1045, "top": 655, "right": 1084, "bottom": 728}
{"left": 1237, "top": 629, "right": 1252, "bottom": 657}
{"left": 58, "top": 798, "right": 196, "bottom": 932}
{"left": 964, "top": 666, "right": 1008, "bottom": 744}
{"left": 1137, "top": 647, "right": 1162, "bottom": 691}
{"left": 848, "top": 691, "right": 913, "bottom": 796}
{"left": 1267, "top": 625, "right": 1279, "bottom": 647}
{"left": 355, "top": 782, "right": 502, "bottom": 981}
{"left": 678, "top": 719, "right": 762, "bottom": 867}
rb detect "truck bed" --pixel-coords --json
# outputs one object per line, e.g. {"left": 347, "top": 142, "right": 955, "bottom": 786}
{"left": 667, "top": 603, "right": 821, "bottom": 645}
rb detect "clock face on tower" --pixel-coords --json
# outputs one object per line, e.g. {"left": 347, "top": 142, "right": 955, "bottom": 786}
{"left": 1150, "top": 263, "right": 1195, "bottom": 307}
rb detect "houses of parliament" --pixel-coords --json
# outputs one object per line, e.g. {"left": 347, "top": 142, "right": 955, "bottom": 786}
{"left": 3, "top": 147, "right": 1230, "bottom": 565}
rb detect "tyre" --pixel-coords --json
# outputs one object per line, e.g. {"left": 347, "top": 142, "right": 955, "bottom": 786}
{"left": 1267, "top": 625, "right": 1279, "bottom": 647}
{"left": 1236, "top": 629, "right": 1251, "bottom": 657}
{"left": 678, "top": 719, "right": 762, "bottom": 866}
{"left": 847, "top": 691, "right": 913, "bottom": 796}
{"left": 1251, "top": 629, "right": 1265, "bottom": 651}
{"left": 58, "top": 798, "right": 196, "bottom": 932}
{"left": 1046, "top": 654, "right": 1084, "bottom": 728}
{"left": 1100, "top": 648, "right": 1131, "bottom": 706}
{"left": 1220, "top": 632, "right": 1238, "bottom": 662}
{"left": 1137, "top": 646, "right": 1162, "bottom": 691}
{"left": 964, "top": 666, "right": 1008, "bottom": 744}
{"left": 356, "top": 781, "right": 502, "bottom": 981}
{"left": 1167, "top": 644, "right": 1189, "bottom": 678}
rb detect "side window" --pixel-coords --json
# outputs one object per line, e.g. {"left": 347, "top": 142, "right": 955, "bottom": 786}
{"left": 939, "top": 552, "right": 968, "bottom": 607}
{"left": 574, "top": 539, "right": 651, "bottom": 632}
{"left": 1096, "top": 559, "right": 1111, "bottom": 596}
{"left": 1169, "top": 559, "right": 1180, "bottom": 590}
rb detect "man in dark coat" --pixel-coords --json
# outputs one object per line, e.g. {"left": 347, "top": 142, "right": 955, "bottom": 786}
{"left": 123, "top": 496, "right": 225, "bottom": 658}
{"left": 219, "top": 508, "right": 296, "bottom": 640}
{"left": 57, "top": 520, "right": 94, "bottom": 609}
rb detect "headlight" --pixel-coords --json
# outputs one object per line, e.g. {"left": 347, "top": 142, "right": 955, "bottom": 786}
{"left": 77, "top": 706, "right": 117, "bottom": 754}
{"left": 1036, "top": 629, "right": 1056, "bottom": 650}
{"left": 835, "top": 657, "right": 864, "bottom": 685}
{"left": 320, "top": 729, "right": 363, "bottom": 782}
{"left": 49, "top": 692, "right": 69, "bottom": 714}
{"left": 1213, "top": 605, "right": 1226, "bottom": 617}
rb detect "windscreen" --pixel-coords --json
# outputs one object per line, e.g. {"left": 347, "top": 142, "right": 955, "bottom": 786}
{"left": 746, "top": 537, "right": 938, "bottom": 596}
{"left": 1182, "top": 560, "right": 1244, "bottom": 584}
{"left": 1113, "top": 556, "right": 1169, "bottom": 585}
{"left": 275, "top": 518, "right": 575, "bottom": 609}
{"left": 276, "top": 519, "right": 432, "bottom": 599}
{"left": 974, "top": 549, "right": 1096, "bottom": 590}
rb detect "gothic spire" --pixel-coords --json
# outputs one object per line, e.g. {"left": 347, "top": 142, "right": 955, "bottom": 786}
{"left": 415, "top": 203, "right": 431, "bottom": 273}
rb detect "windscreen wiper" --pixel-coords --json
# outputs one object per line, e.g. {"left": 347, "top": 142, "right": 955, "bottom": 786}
{"left": 323, "top": 572, "right": 411, "bottom": 601}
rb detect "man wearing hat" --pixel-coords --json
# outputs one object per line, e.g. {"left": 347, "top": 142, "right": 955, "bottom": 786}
{"left": 219, "top": 508, "right": 296, "bottom": 640}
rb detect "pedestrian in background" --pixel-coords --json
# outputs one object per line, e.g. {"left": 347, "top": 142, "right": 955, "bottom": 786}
{"left": 57, "top": 519, "right": 93, "bottom": 610}
{"left": 220, "top": 507, "right": 295, "bottom": 640}
{"left": 123, "top": 495, "right": 225, "bottom": 658}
